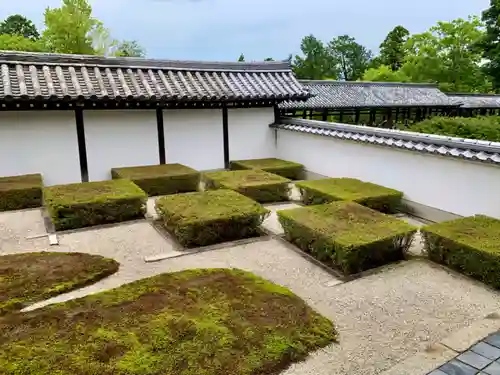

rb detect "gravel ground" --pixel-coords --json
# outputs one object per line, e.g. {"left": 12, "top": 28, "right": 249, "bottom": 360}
{"left": 262, "top": 202, "right": 302, "bottom": 235}
{"left": 2, "top": 209, "right": 500, "bottom": 375}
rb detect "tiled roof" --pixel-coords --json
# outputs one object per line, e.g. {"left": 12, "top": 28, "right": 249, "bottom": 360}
{"left": 271, "top": 118, "right": 500, "bottom": 165}
{"left": 279, "top": 80, "right": 457, "bottom": 109}
{"left": 0, "top": 51, "right": 309, "bottom": 103}
{"left": 447, "top": 93, "right": 500, "bottom": 109}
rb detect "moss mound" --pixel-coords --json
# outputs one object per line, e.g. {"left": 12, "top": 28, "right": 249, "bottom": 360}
{"left": 0, "top": 268, "right": 337, "bottom": 375}
{"left": 0, "top": 252, "right": 119, "bottom": 315}
{"left": 45, "top": 180, "right": 147, "bottom": 231}
{"left": 296, "top": 178, "right": 403, "bottom": 213}
{"left": 230, "top": 158, "right": 304, "bottom": 180}
{"left": 156, "top": 189, "right": 269, "bottom": 247}
{"left": 112, "top": 163, "right": 200, "bottom": 197}
{"left": 204, "top": 169, "right": 291, "bottom": 203}
{"left": 278, "top": 202, "right": 416, "bottom": 275}
{"left": 0, "top": 173, "right": 43, "bottom": 212}
{"left": 422, "top": 215, "right": 500, "bottom": 288}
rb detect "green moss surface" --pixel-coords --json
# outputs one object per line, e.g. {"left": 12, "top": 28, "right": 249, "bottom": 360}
{"left": 204, "top": 170, "right": 291, "bottom": 203}
{"left": 278, "top": 201, "right": 415, "bottom": 274}
{"left": 296, "top": 178, "right": 403, "bottom": 213}
{"left": 0, "top": 252, "right": 119, "bottom": 315}
{"left": 0, "top": 173, "right": 43, "bottom": 212}
{"left": 44, "top": 180, "right": 147, "bottom": 231}
{"left": 230, "top": 158, "right": 304, "bottom": 180}
{"left": 0, "top": 268, "right": 337, "bottom": 375}
{"left": 112, "top": 164, "right": 200, "bottom": 197}
{"left": 156, "top": 190, "right": 269, "bottom": 247}
{"left": 422, "top": 215, "right": 500, "bottom": 288}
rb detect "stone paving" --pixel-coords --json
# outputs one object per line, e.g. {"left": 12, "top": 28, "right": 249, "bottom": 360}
{"left": 430, "top": 331, "right": 500, "bottom": 375}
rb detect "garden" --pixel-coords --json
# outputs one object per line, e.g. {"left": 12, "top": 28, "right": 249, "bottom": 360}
{"left": 2, "top": 157, "right": 500, "bottom": 374}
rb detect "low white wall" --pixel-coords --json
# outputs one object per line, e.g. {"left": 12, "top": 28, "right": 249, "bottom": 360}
{"left": 228, "top": 107, "right": 275, "bottom": 161}
{"left": 0, "top": 111, "right": 81, "bottom": 185}
{"left": 84, "top": 110, "right": 159, "bottom": 181}
{"left": 276, "top": 130, "right": 500, "bottom": 219}
{"left": 163, "top": 109, "right": 224, "bottom": 170}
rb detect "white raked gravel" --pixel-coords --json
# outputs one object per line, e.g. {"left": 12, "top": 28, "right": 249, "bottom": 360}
{"left": 2, "top": 208, "right": 500, "bottom": 375}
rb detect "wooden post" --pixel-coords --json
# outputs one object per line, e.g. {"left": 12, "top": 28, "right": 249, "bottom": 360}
{"left": 222, "top": 106, "right": 230, "bottom": 169}
{"left": 387, "top": 108, "right": 393, "bottom": 128}
{"left": 339, "top": 110, "right": 344, "bottom": 123}
{"left": 156, "top": 108, "right": 166, "bottom": 165}
{"left": 395, "top": 108, "right": 399, "bottom": 124}
{"left": 75, "top": 108, "right": 89, "bottom": 182}
{"left": 322, "top": 108, "right": 328, "bottom": 122}
{"left": 355, "top": 109, "right": 360, "bottom": 124}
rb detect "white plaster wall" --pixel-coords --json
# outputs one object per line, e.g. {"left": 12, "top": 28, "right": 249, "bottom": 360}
{"left": 276, "top": 130, "right": 500, "bottom": 219}
{"left": 163, "top": 109, "right": 224, "bottom": 170}
{"left": 228, "top": 107, "right": 275, "bottom": 161}
{"left": 0, "top": 111, "right": 81, "bottom": 185}
{"left": 84, "top": 110, "right": 159, "bottom": 181}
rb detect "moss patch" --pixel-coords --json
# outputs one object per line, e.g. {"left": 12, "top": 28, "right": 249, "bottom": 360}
{"left": 45, "top": 180, "right": 147, "bottom": 231}
{"left": 296, "top": 178, "right": 403, "bottom": 213}
{"left": 230, "top": 158, "right": 304, "bottom": 180}
{"left": 422, "top": 215, "right": 500, "bottom": 288}
{"left": 204, "top": 170, "right": 291, "bottom": 203}
{"left": 0, "top": 174, "right": 43, "bottom": 212}
{"left": 0, "top": 252, "right": 119, "bottom": 315}
{"left": 0, "top": 268, "right": 337, "bottom": 375}
{"left": 112, "top": 164, "right": 200, "bottom": 197}
{"left": 278, "top": 201, "right": 416, "bottom": 275}
{"left": 156, "top": 189, "right": 269, "bottom": 247}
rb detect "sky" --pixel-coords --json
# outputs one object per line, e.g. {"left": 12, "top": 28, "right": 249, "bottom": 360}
{"left": 0, "top": 0, "right": 491, "bottom": 61}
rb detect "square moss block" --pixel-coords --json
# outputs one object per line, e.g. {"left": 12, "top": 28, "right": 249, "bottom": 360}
{"left": 230, "top": 158, "right": 304, "bottom": 180}
{"left": 0, "top": 174, "right": 43, "bottom": 212}
{"left": 204, "top": 169, "right": 291, "bottom": 203}
{"left": 422, "top": 215, "right": 500, "bottom": 289}
{"left": 44, "top": 179, "right": 147, "bottom": 231}
{"left": 296, "top": 178, "right": 403, "bottom": 213}
{"left": 155, "top": 189, "right": 269, "bottom": 248}
{"left": 278, "top": 201, "right": 416, "bottom": 275}
{"left": 111, "top": 163, "right": 199, "bottom": 197}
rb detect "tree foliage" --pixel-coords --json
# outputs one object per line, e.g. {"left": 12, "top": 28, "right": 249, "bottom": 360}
{"left": 328, "top": 35, "right": 373, "bottom": 81}
{"left": 0, "top": 34, "right": 45, "bottom": 52}
{"left": 0, "top": 15, "right": 40, "bottom": 40}
{"left": 403, "top": 16, "right": 491, "bottom": 92}
{"left": 362, "top": 65, "right": 411, "bottom": 82}
{"left": 293, "top": 35, "right": 337, "bottom": 80}
{"left": 378, "top": 26, "right": 409, "bottom": 71}
{"left": 482, "top": 0, "right": 500, "bottom": 90}
{"left": 43, "top": 0, "right": 103, "bottom": 54}
{"left": 237, "top": 53, "right": 245, "bottom": 62}
{"left": 115, "top": 40, "right": 146, "bottom": 57}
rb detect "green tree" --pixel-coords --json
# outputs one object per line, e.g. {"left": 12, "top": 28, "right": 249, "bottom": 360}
{"left": 237, "top": 53, "right": 245, "bottom": 62}
{"left": 42, "top": 0, "right": 104, "bottom": 54}
{"left": 362, "top": 64, "right": 411, "bottom": 82}
{"left": 115, "top": 40, "right": 146, "bottom": 57}
{"left": 0, "top": 15, "right": 40, "bottom": 40}
{"left": 482, "top": 0, "right": 500, "bottom": 91}
{"left": 404, "top": 16, "right": 491, "bottom": 92}
{"left": 328, "top": 35, "right": 372, "bottom": 81}
{"left": 378, "top": 26, "right": 409, "bottom": 71}
{"left": 0, "top": 34, "right": 45, "bottom": 52}
{"left": 264, "top": 57, "right": 274, "bottom": 61}
{"left": 293, "top": 35, "right": 337, "bottom": 79}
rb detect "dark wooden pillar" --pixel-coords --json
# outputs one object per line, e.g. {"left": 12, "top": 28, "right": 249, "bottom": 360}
{"left": 395, "top": 108, "right": 399, "bottom": 124}
{"left": 322, "top": 108, "right": 328, "bottom": 122}
{"left": 156, "top": 108, "right": 166, "bottom": 165}
{"left": 387, "top": 108, "right": 393, "bottom": 128}
{"left": 355, "top": 109, "right": 360, "bottom": 124}
{"left": 75, "top": 108, "right": 89, "bottom": 182}
{"left": 339, "top": 110, "right": 344, "bottom": 123}
{"left": 302, "top": 110, "right": 307, "bottom": 119}
{"left": 369, "top": 109, "right": 376, "bottom": 126}
{"left": 222, "top": 106, "right": 229, "bottom": 169}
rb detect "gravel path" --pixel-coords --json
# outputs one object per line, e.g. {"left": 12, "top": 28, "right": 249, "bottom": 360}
{"left": 2, "top": 208, "right": 500, "bottom": 375}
